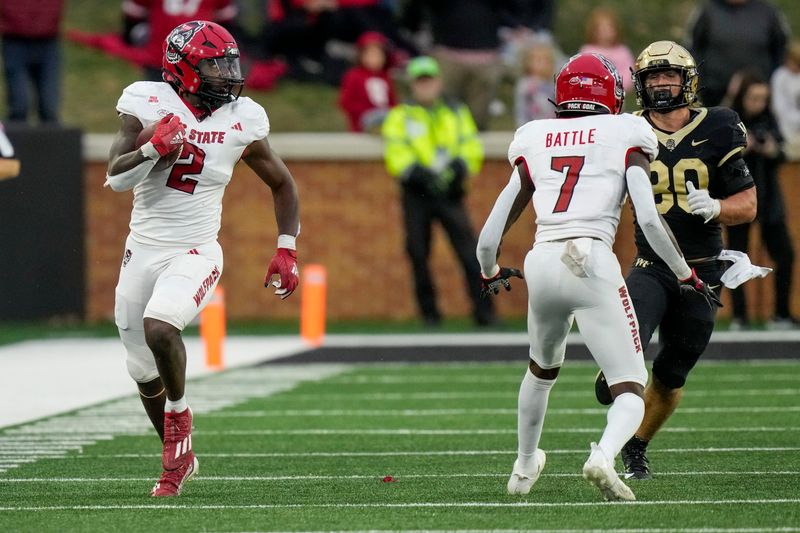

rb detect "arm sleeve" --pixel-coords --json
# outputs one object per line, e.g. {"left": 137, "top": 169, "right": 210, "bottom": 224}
{"left": 476, "top": 167, "right": 523, "bottom": 276}
{"left": 105, "top": 158, "right": 158, "bottom": 192}
{"left": 627, "top": 165, "right": 692, "bottom": 279}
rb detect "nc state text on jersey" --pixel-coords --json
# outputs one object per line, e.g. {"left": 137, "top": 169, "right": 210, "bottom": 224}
{"left": 187, "top": 129, "right": 227, "bottom": 144}
{"left": 545, "top": 128, "right": 596, "bottom": 148}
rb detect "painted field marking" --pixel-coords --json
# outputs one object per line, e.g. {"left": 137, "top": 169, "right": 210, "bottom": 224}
{"left": 203, "top": 406, "right": 800, "bottom": 417}
{"left": 70, "top": 447, "right": 800, "bottom": 459}
{"left": 1, "top": 498, "right": 800, "bottom": 512}
{"left": 0, "top": 471, "right": 798, "bottom": 483}
{"left": 193, "top": 426, "right": 797, "bottom": 436}
{"left": 269, "top": 388, "right": 800, "bottom": 401}
{"left": 325, "top": 373, "right": 798, "bottom": 385}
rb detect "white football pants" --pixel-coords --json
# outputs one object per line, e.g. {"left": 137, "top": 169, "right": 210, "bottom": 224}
{"left": 524, "top": 239, "right": 647, "bottom": 387}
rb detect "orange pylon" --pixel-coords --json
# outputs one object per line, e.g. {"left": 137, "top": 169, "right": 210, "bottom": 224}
{"left": 201, "top": 286, "right": 226, "bottom": 370}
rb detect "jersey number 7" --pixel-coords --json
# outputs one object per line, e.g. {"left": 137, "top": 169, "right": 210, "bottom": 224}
{"left": 551, "top": 156, "right": 585, "bottom": 213}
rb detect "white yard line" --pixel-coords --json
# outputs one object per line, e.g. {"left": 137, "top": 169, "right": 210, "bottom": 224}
{"left": 1, "top": 471, "right": 798, "bottom": 483}
{"left": 217, "top": 529, "right": 800, "bottom": 533}
{"left": 268, "top": 389, "right": 800, "bottom": 401}
{"left": 1, "top": 499, "right": 800, "bottom": 512}
{"left": 202, "top": 406, "right": 800, "bottom": 417}
{"left": 326, "top": 373, "right": 798, "bottom": 384}
{"left": 193, "top": 426, "right": 798, "bottom": 436}
{"left": 69, "top": 447, "right": 800, "bottom": 459}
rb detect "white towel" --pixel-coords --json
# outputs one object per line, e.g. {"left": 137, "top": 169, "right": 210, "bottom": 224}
{"left": 560, "top": 238, "right": 594, "bottom": 278}
{"left": 718, "top": 249, "right": 772, "bottom": 289}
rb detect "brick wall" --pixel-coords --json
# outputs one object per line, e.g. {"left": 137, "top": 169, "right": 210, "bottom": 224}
{"left": 85, "top": 158, "right": 800, "bottom": 323}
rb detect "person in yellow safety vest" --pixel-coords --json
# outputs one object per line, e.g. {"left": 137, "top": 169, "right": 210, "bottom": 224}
{"left": 382, "top": 56, "right": 496, "bottom": 327}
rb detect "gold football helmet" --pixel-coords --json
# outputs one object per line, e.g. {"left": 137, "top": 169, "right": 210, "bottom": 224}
{"left": 632, "top": 40, "right": 699, "bottom": 111}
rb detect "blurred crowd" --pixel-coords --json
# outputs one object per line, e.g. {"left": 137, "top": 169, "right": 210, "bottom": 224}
{"left": 1, "top": 0, "right": 799, "bottom": 327}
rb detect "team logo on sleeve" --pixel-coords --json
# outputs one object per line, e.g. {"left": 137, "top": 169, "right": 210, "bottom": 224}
{"left": 165, "top": 21, "right": 205, "bottom": 64}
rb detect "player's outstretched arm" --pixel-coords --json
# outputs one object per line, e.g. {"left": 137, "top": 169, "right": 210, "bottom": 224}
{"left": 476, "top": 162, "right": 533, "bottom": 277}
{"left": 243, "top": 137, "right": 301, "bottom": 299}
{"left": 626, "top": 151, "right": 692, "bottom": 280}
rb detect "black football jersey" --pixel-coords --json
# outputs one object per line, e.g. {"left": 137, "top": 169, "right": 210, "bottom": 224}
{"left": 634, "top": 107, "right": 754, "bottom": 261}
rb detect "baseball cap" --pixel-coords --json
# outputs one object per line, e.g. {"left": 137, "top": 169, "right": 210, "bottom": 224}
{"left": 407, "top": 56, "right": 440, "bottom": 80}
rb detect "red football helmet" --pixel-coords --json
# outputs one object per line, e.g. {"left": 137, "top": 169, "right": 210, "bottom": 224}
{"left": 554, "top": 53, "right": 624, "bottom": 117}
{"left": 162, "top": 20, "right": 244, "bottom": 111}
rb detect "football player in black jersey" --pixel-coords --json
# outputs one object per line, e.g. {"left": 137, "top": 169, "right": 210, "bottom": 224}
{"left": 594, "top": 41, "right": 757, "bottom": 479}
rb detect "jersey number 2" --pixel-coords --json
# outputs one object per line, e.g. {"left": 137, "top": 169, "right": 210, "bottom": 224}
{"left": 166, "top": 143, "right": 205, "bottom": 195}
{"left": 551, "top": 156, "right": 585, "bottom": 213}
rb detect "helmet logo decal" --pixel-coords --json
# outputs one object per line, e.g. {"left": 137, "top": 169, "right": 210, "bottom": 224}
{"left": 166, "top": 21, "right": 205, "bottom": 64}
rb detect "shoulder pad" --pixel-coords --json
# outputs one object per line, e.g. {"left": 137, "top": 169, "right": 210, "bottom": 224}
{"left": 705, "top": 106, "right": 747, "bottom": 155}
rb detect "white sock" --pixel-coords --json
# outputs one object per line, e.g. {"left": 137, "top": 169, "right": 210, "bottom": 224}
{"left": 598, "top": 392, "right": 645, "bottom": 463}
{"left": 165, "top": 396, "right": 188, "bottom": 413}
{"left": 516, "top": 368, "right": 556, "bottom": 471}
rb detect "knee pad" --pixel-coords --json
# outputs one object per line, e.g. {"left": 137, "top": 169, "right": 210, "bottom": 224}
{"left": 652, "top": 346, "right": 701, "bottom": 389}
{"left": 119, "top": 328, "right": 159, "bottom": 383}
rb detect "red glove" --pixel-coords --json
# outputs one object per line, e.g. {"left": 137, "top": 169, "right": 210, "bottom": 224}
{"left": 678, "top": 267, "right": 723, "bottom": 309}
{"left": 150, "top": 113, "right": 186, "bottom": 156}
{"left": 265, "top": 248, "right": 299, "bottom": 299}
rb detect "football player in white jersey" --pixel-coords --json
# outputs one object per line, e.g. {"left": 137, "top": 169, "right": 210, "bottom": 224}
{"left": 476, "top": 53, "right": 718, "bottom": 501}
{"left": 105, "top": 21, "right": 300, "bottom": 497}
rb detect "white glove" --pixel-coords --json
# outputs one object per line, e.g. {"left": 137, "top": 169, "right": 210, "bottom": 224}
{"left": 686, "top": 182, "right": 721, "bottom": 223}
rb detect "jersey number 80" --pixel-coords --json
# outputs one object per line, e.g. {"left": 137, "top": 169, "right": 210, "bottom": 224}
{"left": 651, "top": 158, "right": 709, "bottom": 214}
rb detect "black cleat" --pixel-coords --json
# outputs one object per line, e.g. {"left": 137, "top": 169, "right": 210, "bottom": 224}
{"left": 621, "top": 436, "right": 652, "bottom": 480}
{"left": 594, "top": 371, "right": 613, "bottom": 406}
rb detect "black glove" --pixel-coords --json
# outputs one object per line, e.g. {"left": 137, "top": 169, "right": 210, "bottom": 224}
{"left": 402, "top": 164, "right": 442, "bottom": 197}
{"left": 442, "top": 158, "right": 468, "bottom": 200}
{"left": 480, "top": 267, "right": 524, "bottom": 298}
{"left": 679, "top": 268, "right": 723, "bottom": 309}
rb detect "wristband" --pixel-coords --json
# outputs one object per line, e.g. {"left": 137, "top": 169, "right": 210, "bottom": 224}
{"left": 140, "top": 141, "right": 160, "bottom": 160}
{"left": 277, "top": 234, "right": 297, "bottom": 250}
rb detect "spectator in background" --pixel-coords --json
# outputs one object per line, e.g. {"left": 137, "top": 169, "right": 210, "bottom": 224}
{"left": 514, "top": 42, "right": 556, "bottom": 126}
{"left": 515, "top": 0, "right": 556, "bottom": 35}
{"left": 400, "top": 0, "right": 518, "bottom": 130}
{"left": 579, "top": 7, "right": 634, "bottom": 92}
{"left": 338, "top": 31, "right": 397, "bottom": 132}
{"left": 382, "top": 57, "right": 495, "bottom": 327}
{"left": 687, "top": 0, "right": 789, "bottom": 107}
{"left": 726, "top": 72, "right": 797, "bottom": 330}
{"left": 771, "top": 40, "right": 800, "bottom": 160}
{"left": 265, "top": 0, "right": 410, "bottom": 85}
{"left": 122, "top": 0, "right": 238, "bottom": 81}
{"left": 0, "top": 0, "right": 64, "bottom": 123}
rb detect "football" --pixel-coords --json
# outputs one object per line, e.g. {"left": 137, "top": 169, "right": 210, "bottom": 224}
{"left": 135, "top": 122, "right": 182, "bottom": 172}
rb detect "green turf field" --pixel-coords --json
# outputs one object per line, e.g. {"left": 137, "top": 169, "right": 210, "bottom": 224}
{"left": 1, "top": 359, "right": 799, "bottom": 532}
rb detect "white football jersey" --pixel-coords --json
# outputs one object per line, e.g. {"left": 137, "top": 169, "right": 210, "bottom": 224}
{"left": 116, "top": 81, "right": 269, "bottom": 248}
{"left": 508, "top": 113, "right": 658, "bottom": 247}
